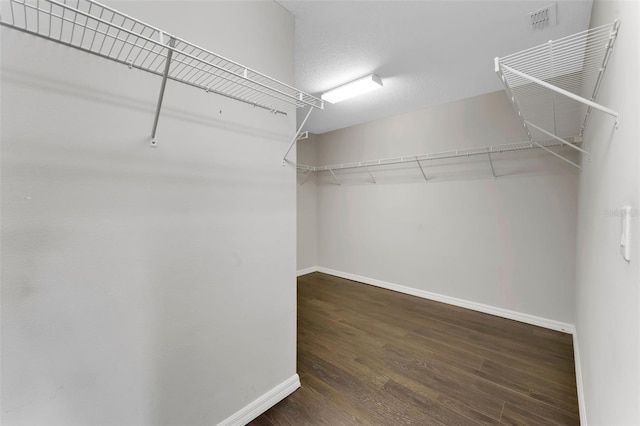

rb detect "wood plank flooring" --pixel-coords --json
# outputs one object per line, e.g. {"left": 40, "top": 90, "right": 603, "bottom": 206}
{"left": 250, "top": 272, "right": 579, "bottom": 425}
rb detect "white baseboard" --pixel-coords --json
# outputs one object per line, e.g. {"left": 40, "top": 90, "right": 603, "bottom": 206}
{"left": 217, "top": 374, "right": 301, "bottom": 426}
{"left": 572, "top": 332, "right": 587, "bottom": 425}
{"left": 297, "top": 266, "right": 319, "bottom": 277}
{"left": 316, "top": 267, "right": 575, "bottom": 334}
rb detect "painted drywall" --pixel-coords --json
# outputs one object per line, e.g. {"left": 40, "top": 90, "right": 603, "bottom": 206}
{"left": 314, "top": 90, "right": 579, "bottom": 324}
{"left": 1, "top": 1, "right": 298, "bottom": 425}
{"left": 297, "top": 133, "right": 319, "bottom": 272}
{"left": 574, "top": 1, "right": 640, "bottom": 424}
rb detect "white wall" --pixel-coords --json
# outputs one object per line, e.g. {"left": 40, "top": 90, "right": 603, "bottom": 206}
{"left": 575, "top": 1, "right": 640, "bottom": 424}
{"left": 1, "top": 1, "right": 298, "bottom": 424}
{"left": 296, "top": 134, "right": 318, "bottom": 272}
{"left": 315, "top": 90, "right": 578, "bottom": 325}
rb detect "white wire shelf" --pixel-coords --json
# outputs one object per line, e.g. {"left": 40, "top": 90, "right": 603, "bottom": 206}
{"left": 0, "top": 0, "right": 324, "bottom": 144}
{"left": 495, "top": 21, "right": 619, "bottom": 168}
{"left": 297, "top": 139, "right": 580, "bottom": 184}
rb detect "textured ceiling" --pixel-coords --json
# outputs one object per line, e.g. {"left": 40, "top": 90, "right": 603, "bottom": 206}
{"left": 279, "top": 0, "right": 593, "bottom": 134}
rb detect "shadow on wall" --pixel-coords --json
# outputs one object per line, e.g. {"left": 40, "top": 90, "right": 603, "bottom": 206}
{"left": 2, "top": 67, "right": 292, "bottom": 144}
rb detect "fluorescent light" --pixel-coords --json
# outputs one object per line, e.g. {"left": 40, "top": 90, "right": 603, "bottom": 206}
{"left": 321, "top": 74, "right": 383, "bottom": 104}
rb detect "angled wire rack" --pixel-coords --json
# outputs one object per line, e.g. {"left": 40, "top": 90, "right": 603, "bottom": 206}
{"left": 495, "top": 21, "right": 619, "bottom": 169}
{"left": 0, "top": 0, "right": 324, "bottom": 145}
{"left": 296, "top": 139, "right": 578, "bottom": 185}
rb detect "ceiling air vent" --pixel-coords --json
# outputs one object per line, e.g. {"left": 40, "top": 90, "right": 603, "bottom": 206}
{"left": 529, "top": 3, "right": 557, "bottom": 30}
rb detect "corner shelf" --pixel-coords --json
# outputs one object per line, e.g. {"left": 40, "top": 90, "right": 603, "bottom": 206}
{"left": 0, "top": 0, "right": 324, "bottom": 146}
{"left": 495, "top": 21, "right": 619, "bottom": 168}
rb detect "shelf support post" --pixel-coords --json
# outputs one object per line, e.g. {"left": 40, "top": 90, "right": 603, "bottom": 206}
{"left": 299, "top": 169, "right": 312, "bottom": 186}
{"left": 416, "top": 157, "right": 428, "bottom": 182}
{"left": 328, "top": 168, "right": 341, "bottom": 185}
{"left": 487, "top": 151, "right": 496, "bottom": 179}
{"left": 282, "top": 106, "right": 314, "bottom": 165}
{"left": 150, "top": 35, "right": 175, "bottom": 147}
{"left": 364, "top": 165, "right": 376, "bottom": 184}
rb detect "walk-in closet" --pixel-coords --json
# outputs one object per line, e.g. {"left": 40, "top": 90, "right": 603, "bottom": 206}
{"left": 1, "top": 0, "right": 638, "bottom": 425}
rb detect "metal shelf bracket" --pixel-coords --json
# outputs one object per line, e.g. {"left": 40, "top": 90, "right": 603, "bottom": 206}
{"left": 328, "top": 168, "right": 341, "bottom": 185}
{"left": 150, "top": 35, "right": 175, "bottom": 147}
{"left": 415, "top": 157, "right": 428, "bottom": 182}
{"left": 282, "top": 106, "right": 315, "bottom": 165}
{"left": 365, "top": 166, "right": 376, "bottom": 184}
{"left": 298, "top": 169, "right": 312, "bottom": 186}
{"left": 487, "top": 150, "right": 496, "bottom": 179}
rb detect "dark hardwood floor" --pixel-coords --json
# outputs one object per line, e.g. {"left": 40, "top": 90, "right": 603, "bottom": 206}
{"left": 250, "top": 272, "right": 579, "bottom": 425}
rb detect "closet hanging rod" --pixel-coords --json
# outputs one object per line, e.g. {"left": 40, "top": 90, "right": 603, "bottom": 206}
{"left": 1, "top": 0, "right": 324, "bottom": 143}
{"left": 296, "top": 139, "right": 579, "bottom": 173}
{"left": 499, "top": 64, "right": 618, "bottom": 118}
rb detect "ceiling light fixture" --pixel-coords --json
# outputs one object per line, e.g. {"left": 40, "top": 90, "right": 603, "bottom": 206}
{"left": 321, "top": 74, "right": 383, "bottom": 104}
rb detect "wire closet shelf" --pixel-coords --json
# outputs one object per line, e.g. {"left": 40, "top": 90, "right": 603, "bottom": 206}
{"left": 0, "top": 0, "right": 324, "bottom": 144}
{"left": 298, "top": 22, "right": 620, "bottom": 182}
{"left": 296, "top": 139, "right": 574, "bottom": 185}
{"left": 495, "top": 21, "right": 619, "bottom": 169}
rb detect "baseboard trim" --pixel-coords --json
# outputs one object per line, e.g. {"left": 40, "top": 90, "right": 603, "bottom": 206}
{"left": 297, "top": 266, "right": 319, "bottom": 277}
{"left": 316, "top": 267, "right": 575, "bottom": 334}
{"left": 217, "top": 374, "right": 301, "bottom": 426}
{"left": 572, "top": 332, "right": 587, "bottom": 425}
